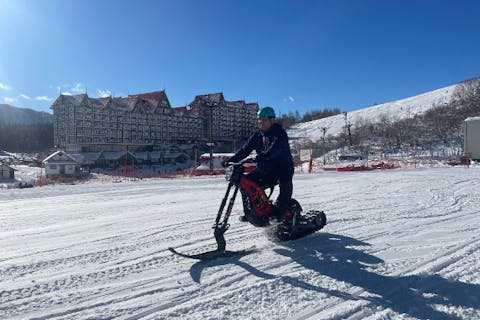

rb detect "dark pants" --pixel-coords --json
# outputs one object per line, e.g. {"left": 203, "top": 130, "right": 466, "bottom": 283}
{"left": 245, "top": 164, "right": 294, "bottom": 217}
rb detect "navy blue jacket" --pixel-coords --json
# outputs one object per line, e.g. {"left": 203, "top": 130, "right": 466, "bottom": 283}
{"left": 229, "top": 123, "right": 293, "bottom": 172}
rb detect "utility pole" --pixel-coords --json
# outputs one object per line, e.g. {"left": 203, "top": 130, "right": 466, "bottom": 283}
{"left": 413, "top": 139, "right": 417, "bottom": 168}
{"left": 207, "top": 102, "right": 217, "bottom": 173}
{"left": 343, "top": 112, "right": 348, "bottom": 151}
{"left": 321, "top": 127, "right": 327, "bottom": 165}
{"left": 347, "top": 123, "right": 353, "bottom": 146}
{"left": 209, "top": 104, "right": 213, "bottom": 173}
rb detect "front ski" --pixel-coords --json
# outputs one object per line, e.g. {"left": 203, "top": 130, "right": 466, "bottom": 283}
{"left": 168, "top": 247, "right": 255, "bottom": 261}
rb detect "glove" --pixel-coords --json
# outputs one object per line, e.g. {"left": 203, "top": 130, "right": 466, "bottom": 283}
{"left": 221, "top": 159, "right": 229, "bottom": 168}
{"left": 255, "top": 152, "right": 268, "bottom": 162}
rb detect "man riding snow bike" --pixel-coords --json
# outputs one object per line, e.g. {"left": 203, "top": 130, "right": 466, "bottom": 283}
{"left": 168, "top": 107, "right": 326, "bottom": 260}
{"left": 224, "top": 106, "right": 294, "bottom": 222}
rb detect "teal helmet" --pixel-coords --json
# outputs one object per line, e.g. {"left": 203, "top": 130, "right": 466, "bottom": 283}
{"left": 257, "top": 106, "right": 276, "bottom": 118}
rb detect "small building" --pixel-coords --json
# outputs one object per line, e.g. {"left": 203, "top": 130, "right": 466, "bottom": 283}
{"left": 76, "top": 152, "right": 102, "bottom": 167}
{"left": 43, "top": 150, "right": 80, "bottom": 177}
{"left": 0, "top": 163, "right": 15, "bottom": 179}
{"left": 99, "top": 151, "right": 137, "bottom": 168}
{"left": 195, "top": 153, "right": 234, "bottom": 173}
{"left": 164, "top": 152, "right": 189, "bottom": 164}
{"left": 194, "top": 153, "right": 256, "bottom": 175}
{"left": 464, "top": 117, "right": 480, "bottom": 161}
{"left": 149, "top": 151, "right": 163, "bottom": 164}
{"left": 133, "top": 152, "right": 150, "bottom": 165}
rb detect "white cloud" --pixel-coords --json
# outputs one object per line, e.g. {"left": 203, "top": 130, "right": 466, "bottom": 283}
{"left": 283, "top": 96, "right": 295, "bottom": 103}
{"left": 97, "top": 89, "right": 112, "bottom": 98}
{"left": 71, "top": 82, "right": 85, "bottom": 93}
{"left": 35, "top": 96, "right": 52, "bottom": 101}
{"left": 0, "top": 82, "right": 12, "bottom": 91}
{"left": 19, "top": 94, "right": 31, "bottom": 100}
{"left": 3, "top": 97, "right": 17, "bottom": 104}
{"left": 56, "top": 82, "right": 86, "bottom": 94}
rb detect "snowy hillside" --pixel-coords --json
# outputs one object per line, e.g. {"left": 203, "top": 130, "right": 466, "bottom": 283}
{"left": 1, "top": 167, "right": 480, "bottom": 319}
{"left": 288, "top": 84, "right": 457, "bottom": 141}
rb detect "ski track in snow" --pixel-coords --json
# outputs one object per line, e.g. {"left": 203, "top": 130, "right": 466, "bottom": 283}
{"left": 1, "top": 168, "right": 480, "bottom": 320}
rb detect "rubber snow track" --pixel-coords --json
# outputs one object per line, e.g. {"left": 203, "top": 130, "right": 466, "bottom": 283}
{"left": 1, "top": 168, "right": 480, "bottom": 319}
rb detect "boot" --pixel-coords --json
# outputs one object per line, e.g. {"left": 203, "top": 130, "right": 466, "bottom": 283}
{"left": 271, "top": 205, "right": 287, "bottom": 223}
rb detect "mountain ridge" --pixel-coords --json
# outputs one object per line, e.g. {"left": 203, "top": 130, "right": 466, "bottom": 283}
{"left": 0, "top": 104, "right": 53, "bottom": 125}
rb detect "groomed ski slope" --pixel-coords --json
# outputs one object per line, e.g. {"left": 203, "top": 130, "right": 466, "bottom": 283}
{"left": 1, "top": 167, "right": 480, "bottom": 320}
{"left": 288, "top": 84, "right": 457, "bottom": 141}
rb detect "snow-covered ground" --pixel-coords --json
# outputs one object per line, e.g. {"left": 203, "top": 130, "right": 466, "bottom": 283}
{"left": 0, "top": 165, "right": 41, "bottom": 189}
{"left": 288, "top": 84, "right": 457, "bottom": 142}
{"left": 1, "top": 167, "right": 480, "bottom": 319}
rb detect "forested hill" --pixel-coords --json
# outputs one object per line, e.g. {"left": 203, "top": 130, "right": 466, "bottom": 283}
{"left": 0, "top": 104, "right": 52, "bottom": 125}
{"left": 0, "top": 105, "right": 53, "bottom": 152}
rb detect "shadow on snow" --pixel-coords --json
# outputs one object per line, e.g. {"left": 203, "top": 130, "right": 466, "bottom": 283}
{"left": 189, "top": 233, "right": 480, "bottom": 319}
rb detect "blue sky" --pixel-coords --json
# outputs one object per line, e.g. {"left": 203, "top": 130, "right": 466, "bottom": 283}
{"left": 1, "top": 0, "right": 479, "bottom": 115}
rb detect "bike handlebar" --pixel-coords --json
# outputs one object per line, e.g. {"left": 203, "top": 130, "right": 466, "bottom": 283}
{"left": 224, "top": 157, "right": 257, "bottom": 166}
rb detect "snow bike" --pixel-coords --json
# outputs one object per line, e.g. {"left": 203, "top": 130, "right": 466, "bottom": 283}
{"left": 169, "top": 158, "right": 327, "bottom": 260}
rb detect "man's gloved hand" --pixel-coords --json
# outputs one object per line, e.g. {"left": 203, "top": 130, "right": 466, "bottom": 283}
{"left": 255, "top": 152, "right": 268, "bottom": 162}
{"left": 221, "top": 159, "right": 230, "bottom": 168}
